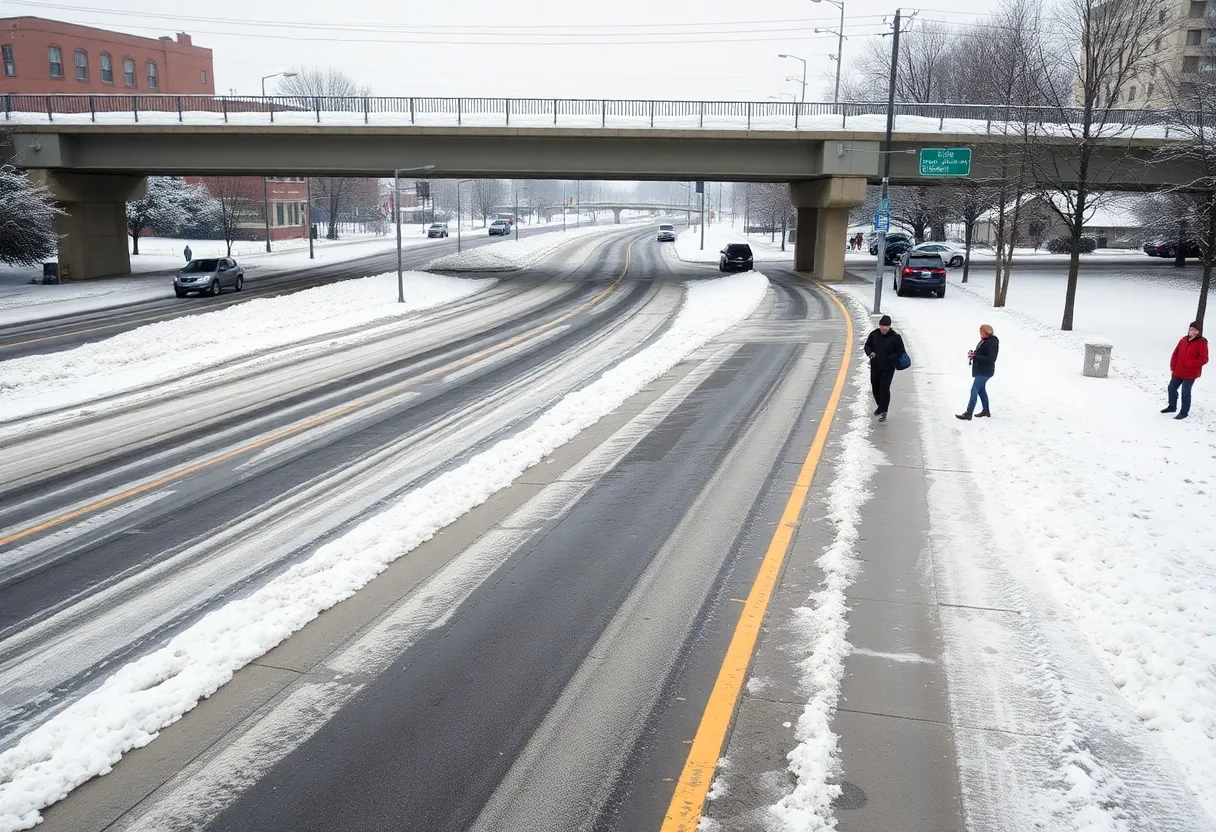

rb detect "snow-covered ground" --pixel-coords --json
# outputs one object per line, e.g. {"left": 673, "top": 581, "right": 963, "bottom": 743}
{"left": 0, "top": 232, "right": 416, "bottom": 325}
{"left": 428, "top": 223, "right": 638, "bottom": 272}
{"left": 832, "top": 269, "right": 1216, "bottom": 829}
{"left": 0, "top": 271, "right": 494, "bottom": 426}
{"left": 672, "top": 224, "right": 794, "bottom": 264}
{"left": 0, "top": 271, "right": 770, "bottom": 832}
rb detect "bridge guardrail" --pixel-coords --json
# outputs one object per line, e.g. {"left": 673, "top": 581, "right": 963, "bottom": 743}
{"left": 1, "top": 94, "right": 1185, "bottom": 135}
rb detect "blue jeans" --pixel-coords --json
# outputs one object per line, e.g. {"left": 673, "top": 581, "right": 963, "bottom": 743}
{"left": 967, "top": 376, "right": 991, "bottom": 414}
{"left": 1168, "top": 376, "right": 1195, "bottom": 416}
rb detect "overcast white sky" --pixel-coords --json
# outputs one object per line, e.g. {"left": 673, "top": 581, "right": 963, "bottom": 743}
{"left": 4, "top": 0, "right": 998, "bottom": 101}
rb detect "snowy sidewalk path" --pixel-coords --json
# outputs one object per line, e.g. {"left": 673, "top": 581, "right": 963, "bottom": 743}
{"left": 837, "top": 279, "right": 1216, "bottom": 831}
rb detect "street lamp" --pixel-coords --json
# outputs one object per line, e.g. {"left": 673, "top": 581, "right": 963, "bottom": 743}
{"left": 394, "top": 164, "right": 436, "bottom": 303}
{"left": 811, "top": 0, "right": 846, "bottom": 104}
{"left": 259, "top": 71, "right": 299, "bottom": 252}
{"left": 456, "top": 179, "right": 474, "bottom": 254}
{"left": 778, "top": 54, "right": 807, "bottom": 103}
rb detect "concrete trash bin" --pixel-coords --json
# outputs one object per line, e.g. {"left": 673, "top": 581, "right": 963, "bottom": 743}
{"left": 1084, "top": 343, "right": 1112, "bottom": 378}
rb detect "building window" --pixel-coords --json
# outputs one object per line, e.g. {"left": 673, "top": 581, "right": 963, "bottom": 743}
{"left": 1147, "top": 83, "right": 1155, "bottom": 99}
{"left": 48, "top": 46, "right": 63, "bottom": 78}
{"left": 200, "top": 69, "right": 207, "bottom": 84}
{"left": 275, "top": 203, "right": 285, "bottom": 226}
{"left": 1192, "top": 1, "right": 1207, "bottom": 16}
{"left": 2, "top": 45, "right": 14, "bottom": 76}
{"left": 1129, "top": 86, "right": 1137, "bottom": 101}
{"left": 146, "top": 61, "right": 158, "bottom": 89}
{"left": 124, "top": 57, "right": 135, "bottom": 87}
{"left": 1185, "top": 55, "right": 1201, "bottom": 72}
{"left": 1189, "top": 29, "right": 1203, "bottom": 44}
{"left": 74, "top": 49, "right": 88, "bottom": 81}
{"left": 292, "top": 203, "right": 301, "bottom": 224}
{"left": 99, "top": 52, "right": 112, "bottom": 83}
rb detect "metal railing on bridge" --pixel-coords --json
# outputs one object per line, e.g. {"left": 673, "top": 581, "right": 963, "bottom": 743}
{"left": 0, "top": 94, "right": 1185, "bottom": 135}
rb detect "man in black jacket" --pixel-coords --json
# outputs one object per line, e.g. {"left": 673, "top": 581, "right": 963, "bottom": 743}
{"left": 864, "top": 314, "right": 905, "bottom": 422}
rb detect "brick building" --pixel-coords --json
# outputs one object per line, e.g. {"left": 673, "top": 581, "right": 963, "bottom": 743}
{"left": 183, "top": 176, "right": 310, "bottom": 242}
{"left": 1, "top": 16, "right": 214, "bottom": 95}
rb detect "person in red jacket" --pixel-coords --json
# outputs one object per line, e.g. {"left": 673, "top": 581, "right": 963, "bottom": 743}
{"left": 1162, "top": 321, "right": 1209, "bottom": 420}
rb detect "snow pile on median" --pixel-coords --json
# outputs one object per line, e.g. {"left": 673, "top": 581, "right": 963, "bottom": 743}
{"left": 427, "top": 223, "right": 629, "bottom": 272}
{"left": 0, "top": 270, "right": 769, "bottom": 832}
{"left": 0, "top": 271, "right": 493, "bottom": 424}
{"left": 673, "top": 223, "right": 794, "bottom": 265}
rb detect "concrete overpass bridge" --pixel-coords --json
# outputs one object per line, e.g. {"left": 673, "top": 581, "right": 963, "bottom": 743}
{"left": 3, "top": 94, "right": 1196, "bottom": 281}
{"left": 495, "top": 203, "right": 703, "bottom": 224}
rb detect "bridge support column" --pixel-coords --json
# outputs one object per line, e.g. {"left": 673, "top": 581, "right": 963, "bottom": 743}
{"left": 790, "top": 177, "right": 866, "bottom": 282}
{"left": 613, "top": 208, "right": 622, "bottom": 225}
{"left": 29, "top": 171, "right": 147, "bottom": 280}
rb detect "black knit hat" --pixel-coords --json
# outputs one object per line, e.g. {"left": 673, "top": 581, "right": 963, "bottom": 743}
{"left": 1191, "top": 321, "right": 1203, "bottom": 334}
{"left": 879, "top": 315, "right": 892, "bottom": 326}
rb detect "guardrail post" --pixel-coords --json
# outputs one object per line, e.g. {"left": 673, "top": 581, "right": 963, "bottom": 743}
{"left": 46, "top": 95, "right": 53, "bottom": 122}
{"left": 939, "top": 112, "right": 944, "bottom": 130}
{"left": 746, "top": 102, "right": 751, "bottom": 130}
{"left": 409, "top": 97, "right": 415, "bottom": 125}
{"left": 986, "top": 115, "right": 991, "bottom": 134}
{"left": 364, "top": 96, "right": 369, "bottom": 124}
{"left": 602, "top": 99, "right": 606, "bottom": 127}
{"left": 457, "top": 98, "right": 462, "bottom": 125}
{"left": 506, "top": 98, "right": 511, "bottom": 125}
{"left": 794, "top": 102, "right": 799, "bottom": 129}
{"left": 554, "top": 99, "right": 558, "bottom": 126}
{"left": 89, "top": 95, "right": 96, "bottom": 122}
{"left": 222, "top": 96, "right": 228, "bottom": 123}
{"left": 178, "top": 96, "right": 183, "bottom": 122}
{"left": 650, "top": 100, "right": 654, "bottom": 128}
{"left": 133, "top": 95, "right": 138, "bottom": 123}
{"left": 4, "top": 94, "right": 10, "bottom": 121}
{"left": 700, "top": 101, "right": 704, "bottom": 128}
{"left": 269, "top": 98, "right": 274, "bottom": 123}
{"left": 315, "top": 96, "right": 321, "bottom": 123}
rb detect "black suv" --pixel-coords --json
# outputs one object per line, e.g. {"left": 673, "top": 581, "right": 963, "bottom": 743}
{"left": 1143, "top": 239, "right": 1202, "bottom": 259}
{"left": 719, "top": 243, "right": 754, "bottom": 272}
{"left": 894, "top": 252, "right": 947, "bottom": 298}
{"left": 869, "top": 232, "right": 912, "bottom": 257}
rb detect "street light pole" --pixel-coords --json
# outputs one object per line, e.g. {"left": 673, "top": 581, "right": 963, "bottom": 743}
{"left": 812, "top": 0, "right": 847, "bottom": 104}
{"left": 777, "top": 54, "right": 807, "bottom": 103}
{"left": 456, "top": 178, "right": 472, "bottom": 254}
{"left": 306, "top": 177, "right": 313, "bottom": 260}
{"left": 394, "top": 164, "right": 436, "bottom": 303}
{"left": 259, "top": 71, "right": 298, "bottom": 254}
{"left": 874, "top": 8, "right": 902, "bottom": 315}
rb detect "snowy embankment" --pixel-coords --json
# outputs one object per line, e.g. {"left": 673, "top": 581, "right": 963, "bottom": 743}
{"left": 0, "top": 271, "right": 493, "bottom": 424}
{"left": 0, "top": 271, "right": 769, "bottom": 832}
{"left": 672, "top": 224, "right": 794, "bottom": 265}
{"left": 427, "top": 223, "right": 632, "bottom": 272}
{"left": 836, "top": 274, "right": 1216, "bottom": 828}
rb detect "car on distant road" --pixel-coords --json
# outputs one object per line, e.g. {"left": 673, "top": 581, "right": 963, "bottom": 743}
{"left": 1143, "top": 239, "right": 1202, "bottom": 259}
{"left": 894, "top": 252, "right": 947, "bottom": 298}
{"left": 657, "top": 223, "right": 676, "bottom": 242}
{"left": 489, "top": 219, "right": 512, "bottom": 236}
{"left": 869, "top": 232, "right": 912, "bottom": 256}
{"left": 175, "top": 257, "right": 243, "bottom": 298}
{"left": 427, "top": 223, "right": 449, "bottom": 238}
{"left": 913, "top": 241, "right": 967, "bottom": 268}
{"left": 719, "top": 243, "right": 754, "bottom": 272}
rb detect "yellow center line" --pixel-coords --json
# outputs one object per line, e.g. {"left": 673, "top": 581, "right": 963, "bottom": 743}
{"left": 0, "top": 245, "right": 633, "bottom": 550}
{"left": 660, "top": 284, "right": 855, "bottom": 832}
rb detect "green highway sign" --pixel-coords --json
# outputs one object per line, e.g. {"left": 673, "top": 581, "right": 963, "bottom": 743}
{"left": 919, "top": 147, "right": 972, "bottom": 177}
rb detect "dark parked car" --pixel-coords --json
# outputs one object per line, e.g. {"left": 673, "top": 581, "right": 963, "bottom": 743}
{"left": 175, "top": 257, "right": 244, "bottom": 298}
{"left": 489, "top": 219, "right": 512, "bottom": 236}
{"left": 894, "top": 252, "right": 947, "bottom": 298}
{"left": 881, "top": 238, "right": 914, "bottom": 264}
{"left": 427, "top": 222, "right": 449, "bottom": 238}
{"left": 1143, "top": 239, "right": 1202, "bottom": 259}
{"left": 719, "top": 243, "right": 754, "bottom": 272}
{"left": 869, "top": 232, "right": 912, "bottom": 256}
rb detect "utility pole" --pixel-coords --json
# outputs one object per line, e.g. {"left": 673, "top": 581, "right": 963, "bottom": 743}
{"left": 263, "top": 177, "right": 272, "bottom": 252}
{"left": 306, "top": 177, "right": 313, "bottom": 259}
{"left": 874, "top": 8, "right": 902, "bottom": 315}
{"left": 576, "top": 181, "right": 581, "bottom": 228}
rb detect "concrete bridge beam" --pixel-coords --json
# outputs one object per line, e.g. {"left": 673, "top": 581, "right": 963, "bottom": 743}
{"left": 29, "top": 171, "right": 147, "bottom": 280}
{"left": 790, "top": 177, "right": 867, "bottom": 282}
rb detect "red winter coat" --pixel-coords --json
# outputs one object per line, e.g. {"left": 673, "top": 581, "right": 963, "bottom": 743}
{"left": 1171, "top": 335, "right": 1209, "bottom": 381}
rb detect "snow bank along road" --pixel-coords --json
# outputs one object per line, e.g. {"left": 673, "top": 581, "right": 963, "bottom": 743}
{"left": 0, "top": 225, "right": 857, "bottom": 831}
{"left": 0, "top": 222, "right": 573, "bottom": 363}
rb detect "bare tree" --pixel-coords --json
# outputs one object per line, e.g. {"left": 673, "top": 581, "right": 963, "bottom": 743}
{"left": 848, "top": 19, "right": 965, "bottom": 103}
{"left": 276, "top": 66, "right": 370, "bottom": 108}
{"left": 468, "top": 179, "right": 504, "bottom": 227}
{"left": 205, "top": 176, "right": 260, "bottom": 256}
{"left": 940, "top": 181, "right": 998, "bottom": 283}
{"left": 1029, "top": 0, "right": 1173, "bottom": 329}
